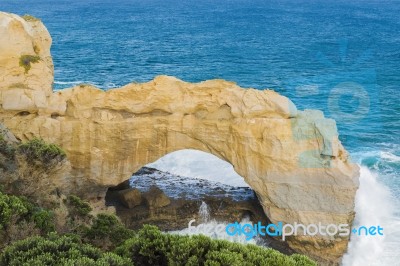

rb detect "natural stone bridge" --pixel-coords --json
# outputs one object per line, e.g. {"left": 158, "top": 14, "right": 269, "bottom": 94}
{"left": 0, "top": 12, "right": 359, "bottom": 264}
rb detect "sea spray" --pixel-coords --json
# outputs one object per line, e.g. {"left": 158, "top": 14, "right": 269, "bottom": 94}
{"left": 171, "top": 201, "right": 259, "bottom": 245}
{"left": 199, "top": 201, "right": 210, "bottom": 223}
{"left": 342, "top": 166, "right": 400, "bottom": 266}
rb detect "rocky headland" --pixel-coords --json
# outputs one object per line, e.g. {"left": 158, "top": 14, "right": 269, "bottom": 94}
{"left": 0, "top": 12, "right": 360, "bottom": 265}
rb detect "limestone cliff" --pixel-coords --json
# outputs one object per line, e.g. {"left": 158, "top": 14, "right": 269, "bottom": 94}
{"left": 0, "top": 12, "right": 359, "bottom": 264}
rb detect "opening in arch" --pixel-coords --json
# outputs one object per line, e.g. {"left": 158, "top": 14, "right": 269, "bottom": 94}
{"left": 146, "top": 149, "right": 249, "bottom": 187}
{"left": 105, "top": 149, "right": 292, "bottom": 254}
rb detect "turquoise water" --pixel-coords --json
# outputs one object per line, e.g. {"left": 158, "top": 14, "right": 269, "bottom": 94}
{"left": 1, "top": 0, "right": 399, "bottom": 264}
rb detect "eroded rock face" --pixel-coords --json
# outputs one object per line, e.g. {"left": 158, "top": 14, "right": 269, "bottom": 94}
{"left": 0, "top": 12, "right": 359, "bottom": 264}
{"left": 0, "top": 13, "right": 53, "bottom": 113}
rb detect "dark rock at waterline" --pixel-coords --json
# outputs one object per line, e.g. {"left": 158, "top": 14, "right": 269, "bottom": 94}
{"left": 105, "top": 167, "right": 264, "bottom": 228}
{"left": 106, "top": 167, "right": 264, "bottom": 231}
{"left": 118, "top": 188, "right": 142, "bottom": 209}
{"left": 117, "top": 184, "right": 171, "bottom": 209}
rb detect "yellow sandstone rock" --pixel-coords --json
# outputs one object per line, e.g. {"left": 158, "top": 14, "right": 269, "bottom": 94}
{"left": 0, "top": 12, "right": 359, "bottom": 265}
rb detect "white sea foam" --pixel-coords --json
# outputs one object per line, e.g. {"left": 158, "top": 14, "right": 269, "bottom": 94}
{"left": 342, "top": 166, "right": 400, "bottom": 266}
{"left": 54, "top": 80, "right": 85, "bottom": 85}
{"left": 54, "top": 80, "right": 121, "bottom": 90}
{"left": 380, "top": 151, "right": 400, "bottom": 163}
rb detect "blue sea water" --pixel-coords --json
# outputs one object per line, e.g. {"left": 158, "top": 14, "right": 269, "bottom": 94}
{"left": 1, "top": 0, "right": 399, "bottom": 265}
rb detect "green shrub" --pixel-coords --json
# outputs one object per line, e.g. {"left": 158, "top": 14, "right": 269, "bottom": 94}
{"left": 115, "top": 225, "right": 317, "bottom": 266}
{"left": 291, "top": 254, "right": 318, "bottom": 266}
{"left": 31, "top": 209, "right": 55, "bottom": 233}
{"left": 17, "top": 138, "right": 66, "bottom": 166}
{"left": 0, "top": 191, "right": 56, "bottom": 239}
{"left": 19, "top": 55, "right": 41, "bottom": 73}
{"left": 0, "top": 137, "right": 15, "bottom": 160}
{"left": 115, "top": 225, "right": 168, "bottom": 266}
{"left": 0, "top": 193, "right": 29, "bottom": 230}
{"left": 0, "top": 233, "right": 132, "bottom": 266}
{"left": 65, "top": 195, "right": 92, "bottom": 217}
{"left": 84, "top": 214, "right": 135, "bottom": 249}
{"left": 205, "top": 249, "right": 245, "bottom": 266}
{"left": 166, "top": 234, "right": 207, "bottom": 266}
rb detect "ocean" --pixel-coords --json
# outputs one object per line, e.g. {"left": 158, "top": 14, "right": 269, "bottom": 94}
{"left": 1, "top": 0, "right": 399, "bottom": 265}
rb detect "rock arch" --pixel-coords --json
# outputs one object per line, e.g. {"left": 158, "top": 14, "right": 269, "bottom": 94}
{"left": 0, "top": 12, "right": 359, "bottom": 264}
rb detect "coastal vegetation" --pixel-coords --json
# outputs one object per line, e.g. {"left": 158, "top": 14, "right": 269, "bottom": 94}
{"left": 115, "top": 225, "right": 316, "bottom": 266}
{"left": 0, "top": 234, "right": 131, "bottom": 266}
{"left": 19, "top": 55, "right": 41, "bottom": 73}
{"left": 0, "top": 136, "right": 317, "bottom": 265}
{"left": 17, "top": 138, "right": 66, "bottom": 166}
{"left": 0, "top": 188, "right": 316, "bottom": 265}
